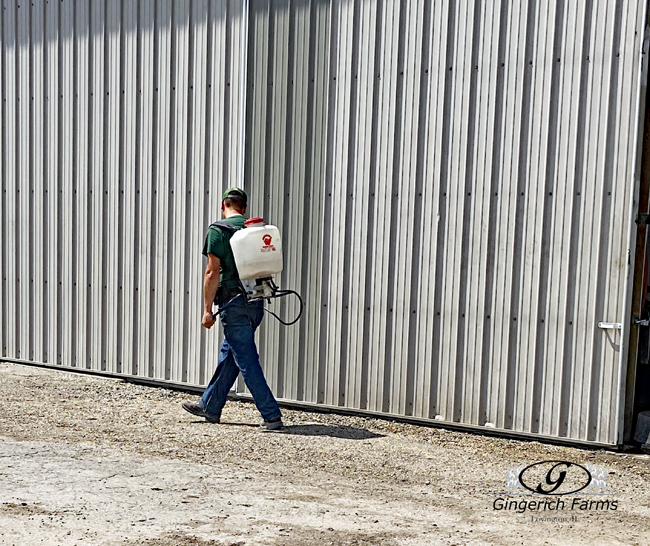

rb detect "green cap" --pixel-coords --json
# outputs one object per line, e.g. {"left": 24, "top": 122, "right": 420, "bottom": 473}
{"left": 222, "top": 187, "right": 248, "bottom": 206}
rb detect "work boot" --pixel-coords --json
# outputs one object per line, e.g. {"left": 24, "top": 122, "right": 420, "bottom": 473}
{"left": 181, "top": 401, "right": 220, "bottom": 423}
{"left": 260, "top": 417, "right": 283, "bottom": 431}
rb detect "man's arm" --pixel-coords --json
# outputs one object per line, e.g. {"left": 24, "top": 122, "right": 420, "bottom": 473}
{"left": 202, "top": 253, "right": 221, "bottom": 329}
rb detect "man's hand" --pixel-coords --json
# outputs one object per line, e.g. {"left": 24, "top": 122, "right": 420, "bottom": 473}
{"left": 202, "top": 311, "right": 216, "bottom": 329}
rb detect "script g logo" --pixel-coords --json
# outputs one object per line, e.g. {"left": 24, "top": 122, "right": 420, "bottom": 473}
{"left": 519, "top": 461, "right": 592, "bottom": 495}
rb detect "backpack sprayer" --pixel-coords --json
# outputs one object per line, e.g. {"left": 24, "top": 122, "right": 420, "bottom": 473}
{"left": 212, "top": 217, "right": 303, "bottom": 326}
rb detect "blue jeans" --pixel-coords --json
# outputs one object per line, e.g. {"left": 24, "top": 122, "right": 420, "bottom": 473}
{"left": 200, "top": 296, "right": 281, "bottom": 421}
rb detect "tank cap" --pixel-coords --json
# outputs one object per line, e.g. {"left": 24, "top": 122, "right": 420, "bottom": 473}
{"left": 245, "top": 217, "right": 265, "bottom": 227}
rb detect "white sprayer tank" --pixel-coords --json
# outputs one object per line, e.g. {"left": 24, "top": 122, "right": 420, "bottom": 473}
{"left": 230, "top": 217, "right": 283, "bottom": 279}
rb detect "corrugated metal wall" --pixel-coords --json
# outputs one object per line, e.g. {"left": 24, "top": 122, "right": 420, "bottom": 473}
{"left": 0, "top": 0, "right": 248, "bottom": 385}
{"left": 245, "top": 0, "right": 648, "bottom": 446}
{"left": 1, "top": 0, "right": 648, "bottom": 445}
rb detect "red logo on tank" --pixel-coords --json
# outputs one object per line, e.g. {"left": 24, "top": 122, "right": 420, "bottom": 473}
{"left": 261, "top": 234, "right": 276, "bottom": 252}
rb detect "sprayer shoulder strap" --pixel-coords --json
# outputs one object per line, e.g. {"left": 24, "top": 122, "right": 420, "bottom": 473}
{"left": 209, "top": 221, "right": 242, "bottom": 234}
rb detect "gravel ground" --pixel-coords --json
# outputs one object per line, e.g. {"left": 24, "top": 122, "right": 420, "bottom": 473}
{"left": 1, "top": 361, "right": 650, "bottom": 545}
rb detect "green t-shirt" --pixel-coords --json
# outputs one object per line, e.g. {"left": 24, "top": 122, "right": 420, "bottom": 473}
{"left": 202, "top": 215, "right": 246, "bottom": 292}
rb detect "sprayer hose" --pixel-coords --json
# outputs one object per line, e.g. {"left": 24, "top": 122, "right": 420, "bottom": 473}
{"left": 262, "top": 289, "right": 304, "bottom": 326}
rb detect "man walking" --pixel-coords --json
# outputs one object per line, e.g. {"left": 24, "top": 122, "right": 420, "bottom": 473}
{"left": 182, "top": 188, "right": 283, "bottom": 431}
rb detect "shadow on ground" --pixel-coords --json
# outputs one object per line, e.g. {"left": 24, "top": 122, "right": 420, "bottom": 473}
{"left": 187, "top": 420, "right": 384, "bottom": 440}
{"left": 277, "top": 424, "right": 384, "bottom": 440}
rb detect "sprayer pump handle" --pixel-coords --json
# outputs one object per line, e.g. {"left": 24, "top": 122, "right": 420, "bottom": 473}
{"left": 244, "top": 217, "right": 265, "bottom": 227}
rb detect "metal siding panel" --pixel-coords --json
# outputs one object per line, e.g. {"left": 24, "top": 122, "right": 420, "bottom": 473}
{"left": 604, "top": 0, "right": 647, "bottom": 443}
{"left": 512, "top": 0, "right": 555, "bottom": 434}
{"left": 484, "top": 0, "right": 529, "bottom": 430}
{"left": 284, "top": 1, "right": 306, "bottom": 401}
{"left": 282, "top": 0, "right": 309, "bottom": 402}
{"left": 104, "top": 0, "right": 120, "bottom": 374}
{"left": 345, "top": 0, "right": 376, "bottom": 410}
{"left": 389, "top": 0, "right": 424, "bottom": 416}
{"left": 229, "top": 0, "right": 246, "bottom": 189}
{"left": 562, "top": 1, "right": 592, "bottom": 440}
{"left": 464, "top": 0, "right": 496, "bottom": 425}
{"left": 168, "top": 1, "right": 189, "bottom": 383}
{"left": 136, "top": 0, "right": 155, "bottom": 378}
{"left": 597, "top": 0, "right": 639, "bottom": 444}
{"left": 569, "top": 0, "right": 616, "bottom": 441}
{"left": 120, "top": 0, "right": 137, "bottom": 376}
{"left": 366, "top": 0, "right": 400, "bottom": 413}
{"left": 247, "top": 0, "right": 269, "bottom": 203}
{"left": 439, "top": 0, "right": 477, "bottom": 423}
{"left": 528, "top": 0, "right": 561, "bottom": 434}
{"left": 426, "top": 0, "right": 451, "bottom": 421}
{"left": 152, "top": 0, "right": 172, "bottom": 380}
{"left": 17, "top": 1, "right": 30, "bottom": 363}
{"left": 89, "top": 0, "right": 104, "bottom": 372}
{"left": 265, "top": 0, "right": 290, "bottom": 397}
{"left": 541, "top": 0, "right": 587, "bottom": 438}
{"left": 412, "top": 1, "right": 439, "bottom": 419}
{"left": 330, "top": 0, "right": 350, "bottom": 407}
{"left": 0, "top": 0, "right": 5, "bottom": 359}
{"left": 600, "top": 2, "right": 627, "bottom": 443}
{"left": 413, "top": 1, "right": 449, "bottom": 420}
{"left": 75, "top": 0, "right": 89, "bottom": 370}
{"left": 274, "top": 0, "right": 294, "bottom": 401}
{"left": 186, "top": 0, "right": 209, "bottom": 387}
{"left": 325, "top": 0, "right": 354, "bottom": 406}
{"left": 583, "top": 0, "right": 619, "bottom": 442}
{"left": 203, "top": 0, "right": 229, "bottom": 386}
{"left": 303, "top": 0, "right": 329, "bottom": 404}
{"left": 45, "top": 0, "right": 59, "bottom": 366}
{"left": 3, "top": 0, "right": 17, "bottom": 360}
{"left": 60, "top": 0, "right": 74, "bottom": 369}
{"left": 461, "top": 0, "right": 495, "bottom": 426}
{"left": 569, "top": 0, "right": 598, "bottom": 441}
{"left": 0, "top": 0, "right": 2, "bottom": 357}
{"left": 30, "top": 1, "right": 45, "bottom": 364}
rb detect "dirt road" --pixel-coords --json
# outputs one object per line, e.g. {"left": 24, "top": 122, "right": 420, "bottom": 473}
{"left": 1, "top": 362, "right": 649, "bottom": 545}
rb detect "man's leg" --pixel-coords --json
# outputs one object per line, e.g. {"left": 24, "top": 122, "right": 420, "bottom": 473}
{"left": 221, "top": 300, "right": 281, "bottom": 421}
{"left": 200, "top": 337, "right": 240, "bottom": 419}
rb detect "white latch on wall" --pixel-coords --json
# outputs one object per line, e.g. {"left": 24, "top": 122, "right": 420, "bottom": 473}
{"left": 598, "top": 322, "right": 622, "bottom": 330}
